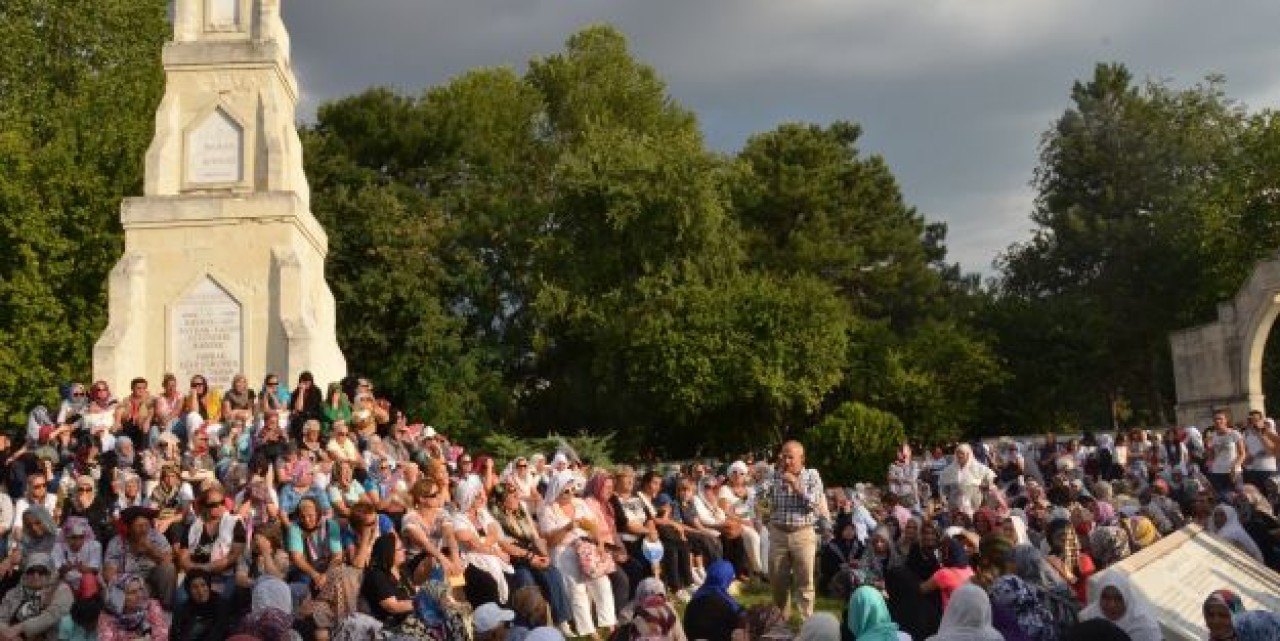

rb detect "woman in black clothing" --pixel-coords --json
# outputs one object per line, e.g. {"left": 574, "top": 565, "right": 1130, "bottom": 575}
{"left": 360, "top": 533, "right": 418, "bottom": 631}
{"left": 890, "top": 518, "right": 944, "bottom": 640}
{"left": 171, "top": 569, "right": 227, "bottom": 641}
{"left": 819, "top": 515, "right": 861, "bottom": 596}
{"left": 60, "top": 475, "right": 116, "bottom": 547}
{"left": 289, "top": 372, "right": 324, "bottom": 443}
{"left": 683, "top": 560, "right": 746, "bottom": 641}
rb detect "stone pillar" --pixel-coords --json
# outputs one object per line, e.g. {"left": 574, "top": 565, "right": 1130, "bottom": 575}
{"left": 94, "top": 0, "right": 345, "bottom": 395}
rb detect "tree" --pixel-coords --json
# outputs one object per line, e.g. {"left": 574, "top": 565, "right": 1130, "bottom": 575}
{"left": 993, "top": 63, "right": 1248, "bottom": 428}
{"left": 0, "top": 0, "right": 167, "bottom": 425}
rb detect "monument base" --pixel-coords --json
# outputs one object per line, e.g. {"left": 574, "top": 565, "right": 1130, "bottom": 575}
{"left": 94, "top": 192, "right": 345, "bottom": 394}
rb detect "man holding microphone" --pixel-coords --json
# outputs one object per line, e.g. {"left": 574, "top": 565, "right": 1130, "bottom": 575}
{"left": 768, "top": 440, "right": 825, "bottom": 620}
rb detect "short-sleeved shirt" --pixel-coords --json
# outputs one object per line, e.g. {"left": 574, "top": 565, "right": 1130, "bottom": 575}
{"left": 537, "top": 498, "right": 594, "bottom": 553}
{"left": 328, "top": 482, "right": 367, "bottom": 509}
{"left": 768, "top": 468, "right": 824, "bottom": 528}
{"left": 287, "top": 519, "right": 342, "bottom": 570}
{"left": 182, "top": 519, "right": 247, "bottom": 565}
{"left": 1210, "top": 429, "right": 1244, "bottom": 473}
{"left": 104, "top": 531, "right": 172, "bottom": 576}
{"left": 362, "top": 567, "right": 410, "bottom": 626}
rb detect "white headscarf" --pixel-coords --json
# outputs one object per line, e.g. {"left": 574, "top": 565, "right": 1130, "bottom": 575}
{"left": 1079, "top": 572, "right": 1161, "bottom": 641}
{"left": 455, "top": 476, "right": 485, "bottom": 513}
{"left": 1005, "top": 512, "right": 1031, "bottom": 546}
{"left": 926, "top": 583, "right": 1003, "bottom": 641}
{"left": 543, "top": 470, "right": 580, "bottom": 503}
{"left": 1210, "top": 504, "right": 1265, "bottom": 562}
{"left": 941, "top": 444, "right": 994, "bottom": 489}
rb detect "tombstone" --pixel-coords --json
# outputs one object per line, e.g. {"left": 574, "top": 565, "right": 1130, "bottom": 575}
{"left": 94, "top": 0, "right": 346, "bottom": 394}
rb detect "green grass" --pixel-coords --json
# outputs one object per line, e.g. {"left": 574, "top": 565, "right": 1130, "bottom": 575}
{"left": 733, "top": 579, "right": 845, "bottom": 627}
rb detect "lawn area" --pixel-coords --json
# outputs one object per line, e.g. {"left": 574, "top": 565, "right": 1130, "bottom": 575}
{"left": 733, "top": 579, "right": 845, "bottom": 627}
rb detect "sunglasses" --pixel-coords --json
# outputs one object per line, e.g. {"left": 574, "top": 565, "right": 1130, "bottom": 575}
{"left": 77, "top": 487, "right": 93, "bottom": 493}
{"left": 204, "top": 501, "right": 223, "bottom": 508}
{"left": 192, "top": 382, "right": 206, "bottom": 387}
{"left": 72, "top": 392, "right": 87, "bottom": 398}
{"left": 266, "top": 381, "right": 279, "bottom": 386}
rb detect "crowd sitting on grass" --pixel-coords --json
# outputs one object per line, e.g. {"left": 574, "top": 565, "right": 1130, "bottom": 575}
{"left": 3, "top": 373, "right": 1280, "bottom": 641}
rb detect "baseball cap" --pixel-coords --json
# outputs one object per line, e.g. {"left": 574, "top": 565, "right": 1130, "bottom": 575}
{"left": 473, "top": 602, "right": 515, "bottom": 633}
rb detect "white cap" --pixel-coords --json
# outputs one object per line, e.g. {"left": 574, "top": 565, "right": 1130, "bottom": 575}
{"left": 423, "top": 425, "right": 437, "bottom": 439}
{"left": 472, "top": 602, "right": 515, "bottom": 633}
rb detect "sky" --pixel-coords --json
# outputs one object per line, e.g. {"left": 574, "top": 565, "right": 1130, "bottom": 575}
{"left": 279, "top": 0, "right": 1280, "bottom": 275}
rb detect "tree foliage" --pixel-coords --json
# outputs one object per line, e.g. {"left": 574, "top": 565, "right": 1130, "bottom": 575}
{"left": 303, "top": 26, "right": 993, "bottom": 465}
{"left": 0, "top": 0, "right": 167, "bottom": 425}
{"left": 988, "top": 63, "right": 1280, "bottom": 431}
{"left": 806, "top": 402, "right": 906, "bottom": 484}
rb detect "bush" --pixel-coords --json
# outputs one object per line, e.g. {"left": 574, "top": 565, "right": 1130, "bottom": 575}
{"left": 479, "top": 431, "right": 615, "bottom": 468}
{"left": 805, "top": 402, "right": 905, "bottom": 485}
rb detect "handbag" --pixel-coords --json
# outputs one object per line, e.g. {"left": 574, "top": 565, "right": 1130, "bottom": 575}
{"left": 575, "top": 538, "right": 616, "bottom": 579}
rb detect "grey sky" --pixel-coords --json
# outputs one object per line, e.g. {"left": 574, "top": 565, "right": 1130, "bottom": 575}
{"left": 282, "top": 0, "right": 1280, "bottom": 274}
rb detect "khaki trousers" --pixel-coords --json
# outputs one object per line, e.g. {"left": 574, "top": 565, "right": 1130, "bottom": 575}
{"left": 768, "top": 523, "right": 817, "bottom": 619}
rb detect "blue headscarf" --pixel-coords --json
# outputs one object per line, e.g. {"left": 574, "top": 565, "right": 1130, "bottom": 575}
{"left": 692, "top": 559, "right": 742, "bottom": 615}
{"left": 943, "top": 536, "right": 970, "bottom": 569}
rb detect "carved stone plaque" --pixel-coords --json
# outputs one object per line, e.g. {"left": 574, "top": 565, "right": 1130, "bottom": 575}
{"left": 207, "top": 0, "right": 240, "bottom": 28}
{"left": 171, "top": 277, "right": 243, "bottom": 392}
{"left": 186, "top": 108, "right": 243, "bottom": 185}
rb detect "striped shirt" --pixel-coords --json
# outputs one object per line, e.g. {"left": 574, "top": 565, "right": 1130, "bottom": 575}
{"left": 768, "top": 467, "right": 824, "bottom": 528}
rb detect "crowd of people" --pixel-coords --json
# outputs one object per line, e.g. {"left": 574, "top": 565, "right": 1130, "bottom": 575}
{"left": 1, "top": 372, "right": 1279, "bottom": 641}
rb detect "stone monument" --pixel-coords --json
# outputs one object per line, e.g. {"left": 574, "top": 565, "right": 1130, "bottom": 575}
{"left": 1170, "top": 255, "right": 1280, "bottom": 426}
{"left": 94, "top": 0, "right": 346, "bottom": 394}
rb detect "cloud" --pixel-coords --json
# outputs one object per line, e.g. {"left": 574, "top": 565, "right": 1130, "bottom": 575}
{"left": 280, "top": 0, "right": 1280, "bottom": 274}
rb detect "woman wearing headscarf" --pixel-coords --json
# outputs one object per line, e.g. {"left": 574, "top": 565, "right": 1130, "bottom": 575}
{"left": 847, "top": 585, "right": 909, "bottom": 641}
{"left": 537, "top": 470, "right": 616, "bottom": 638}
{"left": 974, "top": 535, "right": 1054, "bottom": 641}
{"left": 235, "top": 576, "right": 298, "bottom": 641}
{"left": 616, "top": 577, "right": 686, "bottom": 641}
{"left": 1209, "top": 504, "right": 1265, "bottom": 563}
{"left": 1044, "top": 519, "right": 1093, "bottom": 604}
{"left": 582, "top": 470, "right": 633, "bottom": 616}
{"left": 682, "top": 560, "right": 744, "bottom": 641}
{"left": 97, "top": 574, "right": 168, "bottom": 641}
{"left": 820, "top": 515, "right": 861, "bottom": 597}
{"left": 889, "top": 518, "right": 943, "bottom": 640}
{"left": 926, "top": 583, "right": 1003, "bottom": 641}
{"left": 51, "top": 517, "right": 101, "bottom": 599}
{"left": 171, "top": 569, "right": 226, "bottom": 641}
{"left": 1122, "top": 516, "right": 1159, "bottom": 552}
{"left": 1011, "top": 546, "right": 1079, "bottom": 638}
{"left": 1235, "top": 610, "right": 1280, "bottom": 641}
{"left": 453, "top": 475, "right": 514, "bottom": 604}
{"left": 941, "top": 444, "right": 997, "bottom": 514}
{"left": 1202, "top": 589, "right": 1244, "bottom": 641}
{"left": 297, "top": 563, "right": 363, "bottom": 641}
{"left": 797, "top": 612, "right": 842, "bottom": 641}
{"left": 857, "top": 526, "right": 902, "bottom": 591}
{"left": 1078, "top": 573, "right": 1159, "bottom": 641}
{"left": 1089, "top": 525, "right": 1131, "bottom": 571}
{"left": 20, "top": 505, "right": 58, "bottom": 557}
{"left": 1237, "top": 484, "right": 1280, "bottom": 570}
{"left": 921, "top": 537, "right": 973, "bottom": 610}
{"left": 0, "top": 553, "right": 72, "bottom": 641}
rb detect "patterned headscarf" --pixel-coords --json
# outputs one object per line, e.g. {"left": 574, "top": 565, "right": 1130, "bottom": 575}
{"left": 1089, "top": 526, "right": 1131, "bottom": 569}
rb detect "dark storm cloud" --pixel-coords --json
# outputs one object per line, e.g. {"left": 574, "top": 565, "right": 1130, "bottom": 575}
{"left": 281, "top": 0, "right": 1280, "bottom": 273}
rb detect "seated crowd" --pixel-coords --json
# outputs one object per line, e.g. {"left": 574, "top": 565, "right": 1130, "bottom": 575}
{"left": 2, "top": 373, "right": 1279, "bottom": 641}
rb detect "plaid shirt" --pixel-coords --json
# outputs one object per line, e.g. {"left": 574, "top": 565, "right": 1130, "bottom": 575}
{"left": 768, "top": 467, "right": 824, "bottom": 528}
